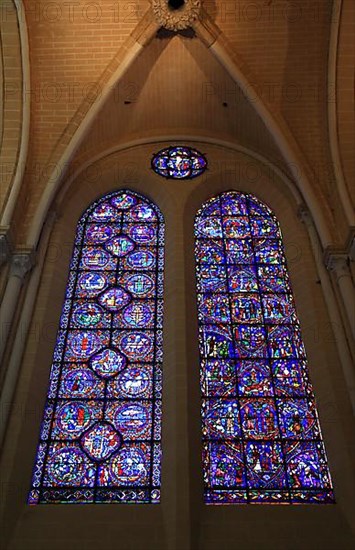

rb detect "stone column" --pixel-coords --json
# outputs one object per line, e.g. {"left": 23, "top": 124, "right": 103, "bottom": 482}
{"left": 327, "top": 253, "right": 355, "bottom": 341}
{"left": 0, "top": 214, "right": 55, "bottom": 448}
{"left": 0, "top": 233, "right": 11, "bottom": 268}
{"left": 0, "top": 252, "right": 33, "bottom": 369}
{"left": 298, "top": 205, "right": 355, "bottom": 413}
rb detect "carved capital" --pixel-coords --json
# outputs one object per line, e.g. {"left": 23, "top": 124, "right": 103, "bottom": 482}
{"left": 152, "top": 0, "right": 201, "bottom": 31}
{"left": 10, "top": 252, "right": 34, "bottom": 280}
{"left": 325, "top": 252, "right": 350, "bottom": 282}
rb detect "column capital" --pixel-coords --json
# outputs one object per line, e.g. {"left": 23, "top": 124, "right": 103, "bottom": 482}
{"left": 10, "top": 250, "right": 35, "bottom": 280}
{"left": 325, "top": 250, "right": 350, "bottom": 282}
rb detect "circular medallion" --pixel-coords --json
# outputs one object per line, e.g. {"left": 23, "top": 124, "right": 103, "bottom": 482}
{"left": 72, "top": 303, "right": 104, "bottom": 328}
{"left": 118, "top": 332, "right": 153, "bottom": 361}
{"left": 62, "top": 367, "right": 97, "bottom": 397}
{"left": 77, "top": 273, "right": 107, "bottom": 295}
{"left": 109, "top": 447, "right": 147, "bottom": 484}
{"left": 122, "top": 302, "right": 154, "bottom": 328}
{"left": 46, "top": 447, "right": 88, "bottom": 485}
{"left": 86, "top": 224, "right": 113, "bottom": 243}
{"left": 126, "top": 274, "right": 154, "bottom": 297}
{"left": 111, "top": 193, "right": 138, "bottom": 210}
{"left": 106, "top": 236, "right": 135, "bottom": 257}
{"left": 90, "top": 348, "right": 127, "bottom": 379}
{"left": 98, "top": 287, "right": 131, "bottom": 311}
{"left": 116, "top": 366, "right": 151, "bottom": 398}
{"left": 90, "top": 203, "right": 118, "bottom": 222}
{"left": 56, "top": 402, "right": 92, "bottom": 436}
{"left": 129, "top": 204, "right": 156, "bottom": 222}
{"left": 68, "top": 331, "right": 101, "bottom": 359}
{"left": 126, "top": 250, "right": 155, "bottom": 270}
{"left": 113, "top": 403, "right": 149, "bottom": 438}
{"left": 82, "top": 248, "right": 110, "bottom": 269}
{"left": 129, "top": 224, "right": 156, "bottom": 244}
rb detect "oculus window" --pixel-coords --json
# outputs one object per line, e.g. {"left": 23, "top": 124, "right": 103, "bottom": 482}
{"left": 151, "top": 145, "right": 207, "bottom": 179}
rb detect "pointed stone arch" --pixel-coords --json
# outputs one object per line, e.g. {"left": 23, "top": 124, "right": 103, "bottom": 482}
{"left": 327, "top": 0, "right": 355, "bottom": 226}
{"left": 0, "top": 0, "right": 30, "bottom": 237}
{"left": 26, "top": 9, "right": 159, "bottom": 247}
{"left": 26, "top": 7, "right": 334, "bottom": 252}
{"left": 193, "top": 10, "right": 333, "bottom": 247}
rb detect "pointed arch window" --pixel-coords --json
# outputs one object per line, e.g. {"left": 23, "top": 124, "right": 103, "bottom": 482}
{"left": 29, "top": 190, "right": 164, "bottom": 504}
{"left": 195, "top": 191, "right": 334, "bottom": 504}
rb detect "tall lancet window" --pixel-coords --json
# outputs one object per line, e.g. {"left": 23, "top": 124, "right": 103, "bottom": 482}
{"left": 195, "top": 191, "right": 334, "bottom": 504}
{"left": 29, "top": 190, "right": 164, "bottom": 504}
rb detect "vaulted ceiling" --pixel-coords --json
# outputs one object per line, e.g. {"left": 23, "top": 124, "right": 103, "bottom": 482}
{"left": 2, "top": 0, "right": 353, "bottom": 247}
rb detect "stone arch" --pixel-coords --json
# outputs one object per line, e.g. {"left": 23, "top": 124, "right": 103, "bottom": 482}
{"left": 54, "top": 137, "right": 303, "bottom": 211}
{"left": 25, "top": 10, "right": 159, "bottom": 248}
{"left": 0, "top": 0, "right": 30, "bottom": 230}
{"left": 194, "top": 11, "right": 334, "bottom": 246}
{"left": 1, "top": 145, "right": 355, "bottom": 549}
{"left": 327, "top": 0, "right": 355, "bottom": 224}
{"left": 181, "top": 162, "right": 355, "bottom": 537}
{"left": 25, "top": 9, "right": 335, "bottom": 251}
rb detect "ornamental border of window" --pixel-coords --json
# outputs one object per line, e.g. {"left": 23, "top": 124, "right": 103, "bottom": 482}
{"left": 28, "top": 189, "right": 164, "bottom": 505}
{"left": 194, "top": 190, "right": 335, "bottom": 505}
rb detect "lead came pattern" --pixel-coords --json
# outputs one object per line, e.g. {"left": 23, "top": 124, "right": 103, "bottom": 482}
{"left": 28, "top": 190, "right": 164, "bottom": 504}
{"left": 151, "top": 145, "right": 207, "bottom": 179}
{"left": 195, "top": 191, "right": 334, "bottom": 504}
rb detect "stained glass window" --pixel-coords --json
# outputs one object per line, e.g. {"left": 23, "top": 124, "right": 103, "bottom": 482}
{"left": 28, "top": 190, "right": 164, "bottom": 504}
{"left": 151, "top": 145, "right": 207, "bottom": 179}
{"left": 195, "top": 191, "right": 334, "bottom": 505}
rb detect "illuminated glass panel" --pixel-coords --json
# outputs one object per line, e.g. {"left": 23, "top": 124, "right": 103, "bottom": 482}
{"left": 151, "top": 145, "right": 207, "bottom": 179}
{"left": 28, "top": 190, "right": 164, "bottom": 504}
{"left": 195, "top": 191, "right": 334, "bottom": 504}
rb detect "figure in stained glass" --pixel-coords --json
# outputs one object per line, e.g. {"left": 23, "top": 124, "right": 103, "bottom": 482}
{"left": 151, "top": 145, "right": 207, "bottom": 179}
{"left": 195, "top": 191, "right": 334, "bottom": 504}
{"left": 29, "top": 190, "right": 164, "bottom": 504}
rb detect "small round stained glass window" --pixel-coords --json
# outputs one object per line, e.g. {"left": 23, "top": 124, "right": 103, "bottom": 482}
{"left": 151, "top": 145, "right": 207, "bottom": 179}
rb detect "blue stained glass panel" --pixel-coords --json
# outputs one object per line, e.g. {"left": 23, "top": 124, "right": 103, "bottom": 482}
{"left": 195, "top": 191, "right": 334, "bottom": 504}
{"left": 151, "top": 145, "right": 207, "bottom": 179}
{"left": 29, "top": 190, "right": 164, "bottom": 505}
